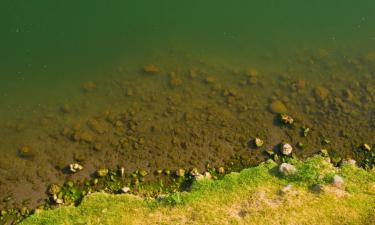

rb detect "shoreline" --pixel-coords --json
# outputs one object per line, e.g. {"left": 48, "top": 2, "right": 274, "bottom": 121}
{"left": 18, "top": 155, "right": 375, "bottom": 225}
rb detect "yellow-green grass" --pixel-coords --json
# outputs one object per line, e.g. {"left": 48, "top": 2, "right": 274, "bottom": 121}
{"left": 21, "top": 156, "right": 375, "bottom": 225}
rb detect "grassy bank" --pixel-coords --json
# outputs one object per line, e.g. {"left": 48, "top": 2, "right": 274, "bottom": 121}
{"left": 21, "top": 156, "right": 375, "bottom": 225}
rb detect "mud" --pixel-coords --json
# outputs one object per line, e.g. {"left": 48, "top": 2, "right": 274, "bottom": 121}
{"left": 0, "top": 49, "right": 374, "bottom": 212}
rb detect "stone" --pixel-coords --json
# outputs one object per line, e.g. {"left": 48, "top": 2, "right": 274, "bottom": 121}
{"left": 97, "top": 168, "right": 109, "bottom": 177}
{"left": 254, "top": 138, "right": 264, "bottom": 148}
{"left": 69, "top": 163, "right": 83, "bottom": 173}
{"left": 280, "top": 184, "right": 293, "bottom": 194}
{"left": 120, "top": 187, "right": 130, "bottom": 193}
{"left": 143, "top": 64, "right": 160, "bottom": 74}
{"left": 269, "top": 100, "right": 287, "bottom": 114}
{"left": 176, "top": 168, "right": 185, "bottom": 177}
{"left": 281, "top": 143, "right": 293, "bottom": 155}
{"left": 341, "top": 159, "right": 356, "bottom": 167}
{"left": 279, "top": 163, "right": 297, "bottom": 176}
{"left": 332, "top": 175, "right": 344, "bottom": 189}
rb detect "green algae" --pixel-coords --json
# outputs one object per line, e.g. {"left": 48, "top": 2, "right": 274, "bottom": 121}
{"left": 18, "top": 155, "right": 375, "bottom": 225}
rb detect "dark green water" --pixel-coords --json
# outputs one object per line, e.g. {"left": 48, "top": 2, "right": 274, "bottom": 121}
{"left": 0, "top": 0, "right": 375, "bottom": 212}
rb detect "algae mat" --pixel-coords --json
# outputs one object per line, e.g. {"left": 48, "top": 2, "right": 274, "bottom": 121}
{"left": 21, "top": 156, "right": 375, "bottom": 225}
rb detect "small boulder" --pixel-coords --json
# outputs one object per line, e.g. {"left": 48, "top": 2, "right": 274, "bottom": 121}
{"left": 279, "top": 163, "right": 297, "bottom": 176}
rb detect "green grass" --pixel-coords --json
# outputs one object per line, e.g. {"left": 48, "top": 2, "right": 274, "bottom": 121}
{"left": 21, "top": 156, "right": 375, "bottom": 225}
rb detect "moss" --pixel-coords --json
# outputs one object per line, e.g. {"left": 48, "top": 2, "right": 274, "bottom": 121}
{"left": 20, "top": 156, "right": 375, "bottom": 225}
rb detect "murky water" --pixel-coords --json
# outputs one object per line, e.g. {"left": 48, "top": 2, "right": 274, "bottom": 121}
{"left": 0, "top": 1, "right": 374, "bottom": 210}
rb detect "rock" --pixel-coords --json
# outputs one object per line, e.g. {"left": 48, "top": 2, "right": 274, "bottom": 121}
{"left": 69, "top": 163, "right": 83, "bottom": 173}
{"left": 176, "top": 168, "right": 185, "bottom": 177}
{"left": 314, "top": 86, "right": 329, "bottom": 101}
{"left": 217, "top": 167, "right": 225, "bottom": 174}
{"left": 204, "top": 172, "right": 212, "bottom": 179}
{"left": 139, "top": 170, "right": 148, "bottom": 177}
{"left": 280, "top": 114, "right": 294, "bottom": 125}
{"left": 52, "top": 194, "right": 63, "bottom": 204}
{"left": 362, "top": 143, "right": 372, "bottom": 151}
{"left": 280, "top": 184, "right": 293, "bottom": 194}
{"left": 82, "top": 81, "right": 97, "bottom": 92}
{"left": 204, "top": 76, "right": 215, "bottom": 84}
{"left": 254, "top": 138, "right": 264, "bottom": 148}
{"left": 119, "top": 167, "right": 125, "bottom": 177}
{"left": 143, "top": 64, "right": 160, "bottom": 74}
{"left": 97, "top": 168, "right": 109, "bottom": 177}
{"left": 48, "top": 184, "right": 61, "bottom": 195}
{"left": 120, "top": 187, "right": 130, "bottom": 193}
{"left": 311, "top": 184, "right": 325, "bottom": 193}
{"left": 279, "top": 163, "right": 297, "bottom": 176}
{"left": 269, "top": 100, "right": 287, "bottom": 114}
{"left": 18, "top": 146, "right": 34, "bottom": 158}
{"left": 281, "top": 143, "right": 293, "bottom": 155}
{"left": 341, "top": 159, "right": 356, "bottom": 167}
{"left": 332, "top": 175, "right": 344, "bottom": 189}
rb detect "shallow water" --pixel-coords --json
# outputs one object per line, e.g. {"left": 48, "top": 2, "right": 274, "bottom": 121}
{"left": 0, "top": 1, "right": 374, "bottom": 209}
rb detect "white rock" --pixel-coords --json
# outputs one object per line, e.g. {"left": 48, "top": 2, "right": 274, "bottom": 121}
{"left": 53, "top": 194, "right": 64, "bottom": 204}
{"left": 69, "top": 163, "right": 83, "bottom": 173}
{"left": 120, "top": 187, "right": 130, "bottom": 193}
{"left": 281, "top": 143, "right": 293, "bottom": 155}
{"left": 279, "top": 163, "right": 297, "bottom": 176}
{"left": 332, "top": 175, "right": 344, "bottom": 188}
{"left": 203, "top": 172, "right": 212, "bottom": 179}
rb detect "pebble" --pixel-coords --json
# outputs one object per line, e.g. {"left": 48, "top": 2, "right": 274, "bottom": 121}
{"left": 69, "top": 163, "right": 83, "bottom": 173}
{"left": 281, "top": 143, "right": 293, "bottom": 155}
{"left": 120, "top": 187, "right": 130, "bottom": 193}
{"left": 254, "top": 138, "right": 264, "bottom": 148}
{"left": 97, "top": 168, "right": 109, "bottom": 177}
{"left": 176, "top": 168, "right": 185, "bottom": 177}
{"left": 279, "top": 163, "right": 297, "bottom": 176}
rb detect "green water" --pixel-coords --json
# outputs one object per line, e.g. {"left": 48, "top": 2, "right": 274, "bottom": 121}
{"left": 0, "top": 0, "right": 375, "bottom": 211}
{"left": 1, "top": 0, "right": 374, "bottom": 112}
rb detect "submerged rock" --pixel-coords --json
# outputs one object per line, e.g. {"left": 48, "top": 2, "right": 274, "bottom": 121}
{"left": 82, "top": 81, "right": 97, "bottom": 92}
{"left": 18, "top": 146, "right": 34, "bottom": 158}
{"left": 269, "top": 100, "right": 287, "bottom": 114}
{"left": 143, "top": 64, "right": 160, "bottom": 74}
{"left": 314, "top": 86, "right": 330, "bottom": 101}
{"left": 279, "top": 163, "right": 297, "bottom": 176}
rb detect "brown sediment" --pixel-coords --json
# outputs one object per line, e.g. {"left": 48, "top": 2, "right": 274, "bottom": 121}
{"left": 0, "top": 49, "right": 374, "bottom": 214}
